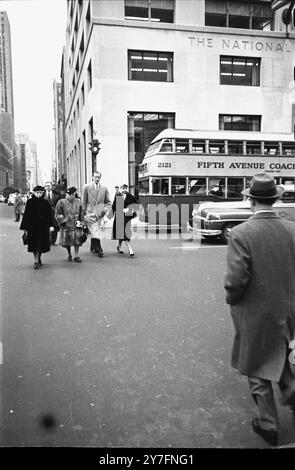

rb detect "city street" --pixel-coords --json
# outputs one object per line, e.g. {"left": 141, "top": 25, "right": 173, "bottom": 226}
{"left": 0, "top": 202, "right": 294, "bottom": 448}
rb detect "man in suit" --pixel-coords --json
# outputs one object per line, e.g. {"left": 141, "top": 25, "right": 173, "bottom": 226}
{"left": 44, "top": 181, "right": 61, "bottom": 245}
{"left": 225, "top": 173, "right": 295, "bottom": 447}
{"left": 81, "top": 171, "right": 111, "bottom": 257}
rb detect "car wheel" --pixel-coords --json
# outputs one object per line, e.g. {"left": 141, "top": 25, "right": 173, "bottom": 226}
{"left": 220, "top": 223, "right": 236, "bottom": 244}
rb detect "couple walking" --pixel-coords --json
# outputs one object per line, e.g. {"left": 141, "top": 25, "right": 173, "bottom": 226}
{"left": 81, "top": 172, "right": 137, "bottom": 257}
{"left": 20, "top": 185, "right": 85, "bottom": 268}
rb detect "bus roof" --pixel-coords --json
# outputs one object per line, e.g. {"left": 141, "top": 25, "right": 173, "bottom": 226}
{"left": 150, "top": 129, "right": 295, "bottom": 144}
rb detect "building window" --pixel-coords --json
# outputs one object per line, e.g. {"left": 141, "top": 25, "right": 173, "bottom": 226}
{"left": 219, "top": 114, "right": 261, "bottom": 131}
{"left": 128, "top": 50, "right": 173, "bottom": 82}
{"left": 220, "top": 56, "right": 260, "bottom": 86}
{"left": 205, "top": 0, "right": 272, "bottom": 30}
{"left": 125, "top": 0, "right": 174, "bottom": 23}
{"left": 87, "top": 60, "right": 92, "bottom": 91}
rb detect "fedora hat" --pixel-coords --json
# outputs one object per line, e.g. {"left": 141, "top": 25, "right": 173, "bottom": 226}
{"left": 241, "top": 173, "right": 284, "bottom": 199}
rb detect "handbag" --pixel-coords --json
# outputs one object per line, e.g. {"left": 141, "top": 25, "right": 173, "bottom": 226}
{"left": 22, "top": 232, "right": 28, "bottom": 245}
{"left": 77, "top": 206, "right": 88, "bottom": 244}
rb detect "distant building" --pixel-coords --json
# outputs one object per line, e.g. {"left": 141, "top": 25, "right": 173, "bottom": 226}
{"left": 62, "top": 0, "right": 295, "bottom": 197}
{"left": 15, "top": 134, "right": 40, "bottom": 192}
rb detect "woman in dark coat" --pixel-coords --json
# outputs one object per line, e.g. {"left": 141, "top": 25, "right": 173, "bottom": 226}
{"left": 112, "top": 184, "right": 137, "bottom": 257}
{"left": 20, "top": 185, "right": 55, "bottom": 269}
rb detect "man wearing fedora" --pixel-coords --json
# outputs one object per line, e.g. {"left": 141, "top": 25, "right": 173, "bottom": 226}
{"left": 225, "top": 173, "right": 295, "bottom": 446}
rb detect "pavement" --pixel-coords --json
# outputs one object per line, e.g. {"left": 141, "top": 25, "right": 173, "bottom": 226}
{"left": 0, "top": 202, "right": 295, "bottom": 449}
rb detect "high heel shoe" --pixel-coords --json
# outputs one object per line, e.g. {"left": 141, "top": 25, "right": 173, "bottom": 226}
{"left": 74, "top": 256, "right": 82, "bottom": 263}
{"left": 117, "top": 246, "right": 123, "bottom": 254}
{"left": 67, "top": 255, "right": 72, "bottom": 261}
{"left": 129, "top": 252, "right": 135, "bottom": 257}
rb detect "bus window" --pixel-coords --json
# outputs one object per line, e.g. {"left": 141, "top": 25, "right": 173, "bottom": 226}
{"left": 171, "top": 177, "right": 186, "bottom": 194}
{"left": 209, "top": 177, "right": 225, "bottom": 197}
{"left": 281, "top": 178, "right": 295, "bottom": 184}
{"left": 246, "top": 141, "right": 261, "bottom": 155}
{"left": 188, "top": 178, "right": 206, "bottom": 195}
{"left": 209, "top": 141, "right": 224, "bottom": 154}
{"left": 264, "top": 142, "right": 279, "bottom": 155}
{"left": 146, "top": 140, "right": 161, "bottom": 155}
{"left": 152, "top": 178, "right": 169, "bottom": 194}
{"left": 192, "top": 140, "right": 205, "bottom": 154}
{"left": 176, "top": 139, "right": 189, "bottom": 153}
{"left": 139, "top": 179, "right": 149, "bottom": 195}
{"left": 227, "top": 178, "right": 243, "bottom": 198}
{"left": 228, "top": 141, "right": 243, "bottom": 155}
{"left": 282, "top": 143, "right": 295, "bottom": 156}
{"left": 159, "top": 139, "right": 173, "bottom": 152}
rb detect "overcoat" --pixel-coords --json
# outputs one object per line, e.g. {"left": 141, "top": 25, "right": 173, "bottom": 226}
{"left": 81, "top": 182, "right": 111, "bottom": 239}
{"left": 112, "top": 192, "right": 137, "bottom": 241}
{"left": 225, "top": 212, "right": 295, "bottom": 381}
{"left": 14, "top": 194, "right": 23, "bottom": 215}
{"left": 20, "top": 196, "right": 54, "bottom": 253}
{"left": 55, "top": 198, "right": 84, "bottom": 247}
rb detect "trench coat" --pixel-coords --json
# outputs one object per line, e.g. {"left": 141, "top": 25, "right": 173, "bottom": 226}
{"left": 81, "top": 182, "right": 111, "bottom": 239}
{"left": 20, "top": 195, "right": 54, "bottom": 253}
{"left": 225, "top": 211, "right": 295, "bottom": 382}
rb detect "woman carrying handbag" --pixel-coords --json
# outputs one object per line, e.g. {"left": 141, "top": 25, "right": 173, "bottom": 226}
{"left": 20, "top": 185, "right": 55, "bottom": 269}
{"left": 55, "top": 187, "right": 85, "bottom": 263}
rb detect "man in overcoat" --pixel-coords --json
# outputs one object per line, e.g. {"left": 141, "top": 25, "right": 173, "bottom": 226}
{"left": 14, "top": 190, "right": 23, "bottom": 222}
{"left": 225, "top": 173, "right": 295, "bottom": 446}
{"left": 81, "top": 171, "right": 111, "bottom": 257}
{"left": 44, "top": 181, "right": 61, "bottom": 245}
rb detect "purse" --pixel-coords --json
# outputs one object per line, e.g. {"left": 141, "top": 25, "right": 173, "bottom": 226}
{"left": 77, "top": 206, "right": 88, "bottom": 244}
{"left": 22, "top": 232, "right": 28, "bottom": 245}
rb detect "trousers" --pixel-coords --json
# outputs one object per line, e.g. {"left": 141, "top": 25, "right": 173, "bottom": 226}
{"left": 248, "top": 354, "right": 295, "bottom": 432}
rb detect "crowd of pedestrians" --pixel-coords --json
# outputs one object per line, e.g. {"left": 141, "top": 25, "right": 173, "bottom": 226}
{"left": 17, "top": 171, "right": 138, "bottom": 269}
{"left": 10, "top": 172, "right": 295, "bottom": 446}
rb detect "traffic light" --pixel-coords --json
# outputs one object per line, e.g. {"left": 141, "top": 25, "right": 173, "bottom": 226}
{"left": 88, "top": 139, "right": 101, "bottom": 155}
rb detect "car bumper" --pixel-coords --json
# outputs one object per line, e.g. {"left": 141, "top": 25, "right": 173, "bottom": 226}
{"left": 194, "top": 227, "right": 222, "bottom": 236}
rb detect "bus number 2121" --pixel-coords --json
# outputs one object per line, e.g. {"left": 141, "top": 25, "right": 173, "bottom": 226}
{"left": 158, "top": 162, "right": 171, "bottom": 168}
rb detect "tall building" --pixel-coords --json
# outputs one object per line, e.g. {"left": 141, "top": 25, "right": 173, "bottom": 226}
{"left": 0, "top": 10, "right": 15, "bottom": 192}
{"left": 53, "top": 75, "right": 66, "bottom": 187}
{"left": 62, "top": 0, "right": 295, "bottom": 197}
{"left": 15, "top": 134, "right": 40, "bottom": 192}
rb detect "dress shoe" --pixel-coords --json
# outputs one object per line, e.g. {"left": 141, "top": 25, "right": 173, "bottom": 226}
{"left": 33, "top": 262, "right": 39, "bottom": 270}
{"left": 38, "top": 259, "right": 43, "bottom": 266}
{"left": 67, "top": 255, "right": 72, "bottom": 262}
{"left": 74, "top": 256, "right": 82, "bottom": 263}
{"left": 98, "top": 250, "right": 104, "bottom": 257}
{"left": 129, "top": 253, "right": 135, "bottom": 257}
{"left": 252, "top": 418, "right": 278, "bottom": 446}
{"left": 117, "top": 246, "right": 123, "bottom": 254}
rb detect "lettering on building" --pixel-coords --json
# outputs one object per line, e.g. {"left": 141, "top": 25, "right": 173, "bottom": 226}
{"left": 188, "top": 37, "right": 292, "bottom": 53}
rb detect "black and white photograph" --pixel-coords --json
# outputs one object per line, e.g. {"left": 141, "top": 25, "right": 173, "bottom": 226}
{"left": 1, "top": 0, "right": 295, "bottom": 456}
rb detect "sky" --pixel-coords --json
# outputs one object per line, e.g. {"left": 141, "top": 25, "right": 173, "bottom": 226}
{"left": 0, "top": 0, "right": 67, "bottom": 181}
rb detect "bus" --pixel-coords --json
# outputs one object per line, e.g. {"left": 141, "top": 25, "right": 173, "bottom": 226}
{"left": 138, "top": 128, "right": 295, "bottom": 228}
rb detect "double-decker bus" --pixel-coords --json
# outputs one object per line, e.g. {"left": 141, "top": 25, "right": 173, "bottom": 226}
{"left": 138, "top": 128, "right": 295, "bottom": 228}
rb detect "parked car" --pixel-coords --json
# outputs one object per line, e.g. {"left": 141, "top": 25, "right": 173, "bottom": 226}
{"left": 193, "top": 199, "right": 295, "bottom": 244}
{"left": 0, "top": 194, "right": 5, "bottom": 203}
{"left": 7, "top": 193, "right": 16, "bottom": 206}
